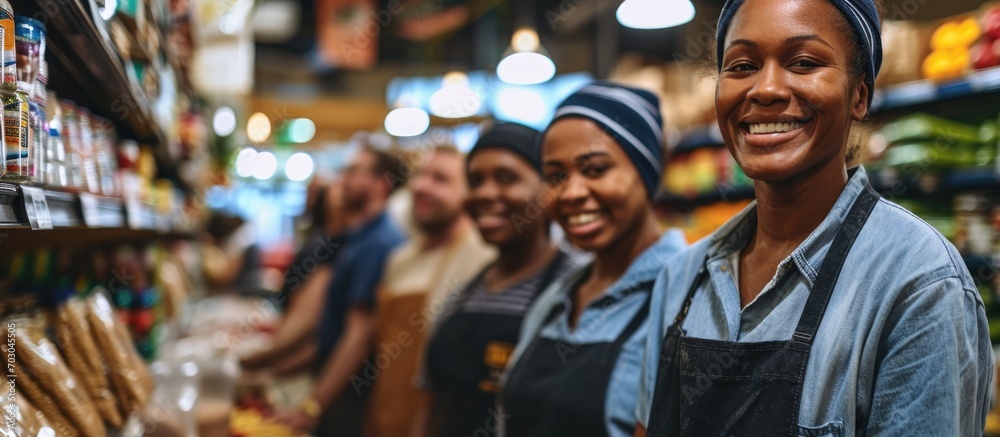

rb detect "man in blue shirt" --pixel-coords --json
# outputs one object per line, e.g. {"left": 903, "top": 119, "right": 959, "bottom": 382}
{"left": 275, "top": 147, "right": 407, "bottom": 435}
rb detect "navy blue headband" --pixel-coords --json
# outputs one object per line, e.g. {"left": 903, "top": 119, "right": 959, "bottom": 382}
{"left": 716, "top": 0, "right": 882, "bottom": 111}
{"left": 544, "top": 81, "right": 664, "bottom": 199}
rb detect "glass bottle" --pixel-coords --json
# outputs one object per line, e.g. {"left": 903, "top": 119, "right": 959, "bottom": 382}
{"left": 1, "top": 81, "right": 29, "bottom": 181}
{"left": 0, "top": 0, "right": 15, "bottom": 85}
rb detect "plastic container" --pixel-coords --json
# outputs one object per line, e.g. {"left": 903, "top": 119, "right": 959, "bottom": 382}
{"left": 44, "top": 128, "right": 67, "bottom": 186}
{"left": 0, "top": 1, "right": 15, "bottom": 85}
{"left": 14, "top": 15, "right": 43, "bottom": 85}
{"left": 1, "top": 81, "right": 30, "bottom": 181}
{"left": 59, "top": 99, "right": 85, "bottom": 189}
{"left": 92, "top": 115, "right": 117, "bottom": 195}
{"left": 27, "top": 96, "right": 41, "bottom": 181}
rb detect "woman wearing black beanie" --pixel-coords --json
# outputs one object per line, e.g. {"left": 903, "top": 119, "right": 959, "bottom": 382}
{"left": 415, "top": 123, "right": 584, "bottom": 437}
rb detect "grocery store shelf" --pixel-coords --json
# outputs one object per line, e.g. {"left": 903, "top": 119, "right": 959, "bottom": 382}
{"left": 672, "top": 124, "right": 725, "bottom": 155}
{"left": 0, "top": 183, "right": 196, "bottom": 249}
{"left": 656, "top": 185, "right": 756, "bottom": 208}
{"left": 869, "top": 167, "right": 1000, "bottom": 196}
{"left": 10, "top": 0, "right": 164, "bottom": 146}
{"left": 871, "top": 67, "right": 1000, "bottom": 116}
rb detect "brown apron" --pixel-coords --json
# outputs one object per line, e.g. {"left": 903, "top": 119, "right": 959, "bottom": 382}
{"left": 364, "top": 240, "right": 462, "bottom": 437}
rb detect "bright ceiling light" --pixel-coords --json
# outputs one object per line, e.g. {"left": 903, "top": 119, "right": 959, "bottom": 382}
{"left": 247, "top": 112, "right": 271, "bottom": 143}
{"left": 288, "top": 118, "right": 317, "bottom": 143}
{"left": 213, "top": 106, "right": 237, "bottom": 137}
{"left": 429, "top": 72, "right": 481, "bottom": 118}
{"left": 616, "top": 0, "right": 695, "bottom": 29}
{"left": 497, "top": 28, "right": 556, "bottom": 85}
{"left": 251, "top": 151, "right": 278, "bottom": 180}
{"left": 384, "top": 107, "right": 430, "bottom": 137}
{"left": 284, "top": 152, "right": 315, "bottom": 182}
{"left": 495, "top": 87, "right": 547, "bottom": 125}
{"left": 234, "top": 147, "right": 258, "bottom": 178}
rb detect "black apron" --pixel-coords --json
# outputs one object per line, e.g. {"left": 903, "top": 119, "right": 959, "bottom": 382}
{"left": 646, "top": 184, "right": 880, "bottom": 436}
{"left": 501, "top": 275, "right": 654, "bottom": 437}
{"left": 425, "top": 251, "right": 567, "bottom": 437}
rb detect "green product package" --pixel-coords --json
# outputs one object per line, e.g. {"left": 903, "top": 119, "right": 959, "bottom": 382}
{"left": 878, "top": 113, "right": 981, "bottom": 146}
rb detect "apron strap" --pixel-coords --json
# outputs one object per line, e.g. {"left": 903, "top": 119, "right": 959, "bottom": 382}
{"left": 613, "top": 285, "right": 653, "bottom": 348}
{"left": 791, "top": 184, "right": 880, "bottom": 345}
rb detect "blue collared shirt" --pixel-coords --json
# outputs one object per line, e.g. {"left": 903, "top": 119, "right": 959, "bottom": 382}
{"left": 317, "top": 212, "right": 406, "bottom": 367}
{"left": 505, "top": 230, "right": 688, "bottom": 437}
{"left": 636, "top": 167, "right": 993, "bottom": 436}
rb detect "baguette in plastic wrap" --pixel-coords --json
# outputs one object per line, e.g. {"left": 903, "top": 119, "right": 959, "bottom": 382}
{"left": 85, "top": 292, "right": 152, "bottom": 414}
{"left": 16, "top": 317, "right": 105, "bottom": 437}
{"left": 8, "top": 360, "right": 79, "bottom": 437}
{"left": 49, "top": 299, "right": 124, "bottom": 429}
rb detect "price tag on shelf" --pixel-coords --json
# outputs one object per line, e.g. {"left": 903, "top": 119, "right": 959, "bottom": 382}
{"left": 20, "top": 186, "right": 53, "bottom": 230}
{"left": 79, "top": 192, "right": 101, "bottom": 227}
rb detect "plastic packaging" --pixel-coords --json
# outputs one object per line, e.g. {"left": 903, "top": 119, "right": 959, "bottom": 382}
{"left": 13, "top": 314, "right": 106, "bottom": 437}
{"left": 0, "top": 82, "right": 29, "bottom": 180}
{"left": 49, "top": 298, "right": 125, "bottom": 429}
{"left": 14, "top": 15, "right": 43, "bottom": 85}
{"left": 85, "top": 291, "right": 152, "bottom": 414}
{"left": 0, "top": 0, "right": 15, "bottom": 85}
{"left": 58, "top": 100, "right": 85, "bottom": 189}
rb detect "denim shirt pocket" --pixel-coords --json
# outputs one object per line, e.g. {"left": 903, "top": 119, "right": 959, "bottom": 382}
{"left": 797, "top": 420, "right": 844, "bottom": 437}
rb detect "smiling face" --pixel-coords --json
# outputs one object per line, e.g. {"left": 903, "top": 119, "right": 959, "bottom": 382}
{"left": 410, "top": 149, "right": 468, "bottom": 234}
{"left": 716, "top": 0, "right": 869, "bottom": 183}
{"left": 541, "top": 118, "right": 652, "bottom": 253}
{"left": 466, "top": 148, "right": 546, "bottom": 247}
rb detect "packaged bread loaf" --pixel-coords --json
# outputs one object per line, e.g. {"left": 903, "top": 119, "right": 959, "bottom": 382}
{"left": 2, "top": 392, "right": 49, "bottom": 437}
{"left": 113, "top": 310, "right": 154, "bottom": 402}
{"left": 49, "top": 299, "right": 124, "bottom": 429}
{"left": 15, "top": 316, "right": 105, "bottom": 437}
{"left": 85, "top": 292, "right": 151, "bottom": 413}
{"left": 9, "top": 364, "right": 79, "bottom": 437}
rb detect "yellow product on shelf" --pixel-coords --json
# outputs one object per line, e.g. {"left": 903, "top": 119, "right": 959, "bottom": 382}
{"left": 667, "top": 200, "right": 753, "bottom": 243}
{"left": 230, "top": 408, "right": 309, "bottom": 437}
{"left": 924, "top": 18, "right": 982, "bottom": 81}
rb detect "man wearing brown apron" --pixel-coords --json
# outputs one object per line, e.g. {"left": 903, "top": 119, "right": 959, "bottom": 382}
{"left": 364, "top": 146, "right": 495, "bottom": 437}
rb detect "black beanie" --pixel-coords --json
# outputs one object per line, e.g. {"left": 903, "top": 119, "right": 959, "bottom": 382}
{"left": 468, "top": 123, "right": 542, "bottom": 173}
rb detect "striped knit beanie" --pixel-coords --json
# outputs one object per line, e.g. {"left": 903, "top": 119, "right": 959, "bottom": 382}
{"left": 716, "top": 0, "right": 882, "bottom": 110}
{"left": 544, "top": 81, "right": 665, "bottom": 199}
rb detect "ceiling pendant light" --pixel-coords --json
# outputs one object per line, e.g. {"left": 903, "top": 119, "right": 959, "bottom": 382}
{"left": 497, "top": 27, "right": 556, "bottom": 85}
{"left": 429, "top": 72, "right": 482, "bottom": 118}
{"left": 616, "top": 0, "right": 695, "bottom": 30}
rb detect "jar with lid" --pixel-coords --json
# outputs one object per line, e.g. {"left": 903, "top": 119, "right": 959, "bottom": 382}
{"left": 1, "top": 82, "right": 30, "bottom": 181}
{"left": 954, "top": 192, "right": 995, "bottom": 256}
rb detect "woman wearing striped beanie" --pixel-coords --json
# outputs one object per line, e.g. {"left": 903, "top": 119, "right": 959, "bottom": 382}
{"left": 499, "top": 82, "right": 688, "bottom": 437}
{"left": 636, "top": 0, "right": 992, "bottom": 436}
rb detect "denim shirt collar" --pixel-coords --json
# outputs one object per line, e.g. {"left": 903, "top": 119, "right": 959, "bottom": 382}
{"left": 707, "top": 166, "right": 871, "bottom": 289}
{"left": 576, "top": 229, "right": 689, "bottom": 304}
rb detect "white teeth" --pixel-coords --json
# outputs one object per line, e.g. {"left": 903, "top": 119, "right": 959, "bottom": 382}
{"left": 749, "top": 122, "right": 804, "bottom": 134}
{"left": 567, "top": 213, "right": 601, "bottom": 226}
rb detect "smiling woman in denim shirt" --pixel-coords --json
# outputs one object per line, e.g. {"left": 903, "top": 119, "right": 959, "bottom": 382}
{"left": 499, "top": 82, "right": 687, "bottom": 437}
{"left": 635, "top": 0, "right": 993, "bottom": 436}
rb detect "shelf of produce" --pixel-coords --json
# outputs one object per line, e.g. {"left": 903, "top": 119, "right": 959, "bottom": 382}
{"left": 10, "top": 0, "right": 165, "bottom": 146}
{"left": 871, "top": 67, "right": 1000, "bottom": 117}
{"left": 672, "top": 124, "right": 726, "bottom": 155}
{"left": 656, "top": 185, "right": 756, "bottom": 208}
{"left": 869, "top": 167, "right": 1000, "bottom": 196}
